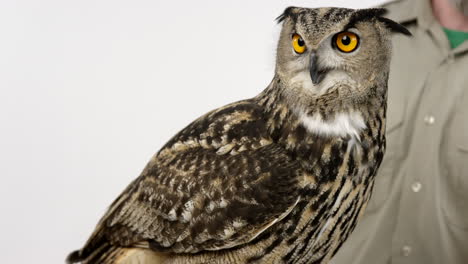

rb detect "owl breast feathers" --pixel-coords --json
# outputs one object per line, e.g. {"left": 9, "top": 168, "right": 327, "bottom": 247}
{"left": 67, "top": 6, "right": 410, "bottom": 264}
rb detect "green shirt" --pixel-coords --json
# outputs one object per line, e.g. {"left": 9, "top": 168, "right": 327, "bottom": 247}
{"left": 331, "top": 0, "right": 468, "bottom": 264}
{"left": 443, "top": 28, "right": 468, "bottom": 49}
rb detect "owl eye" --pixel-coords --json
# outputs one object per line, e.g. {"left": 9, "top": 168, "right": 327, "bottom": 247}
{"left": 292, "top": 34, "right": 306, "bottom": 54}
{"left": 334, "top": 31, "right": 359, "bottom": 53}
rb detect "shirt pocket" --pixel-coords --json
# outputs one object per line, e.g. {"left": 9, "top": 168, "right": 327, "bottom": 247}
{"left": 442, "top": 98, "right": 468, "bottom": 229}
{"left": 366, "top": 95, "right": 405, "bottom": 214}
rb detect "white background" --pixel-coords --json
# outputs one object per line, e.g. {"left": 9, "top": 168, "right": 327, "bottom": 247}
{"left": 0, "top": 0, "right": 387, "bottom": 263}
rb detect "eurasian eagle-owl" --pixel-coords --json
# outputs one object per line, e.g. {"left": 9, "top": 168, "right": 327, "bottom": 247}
{"left": 67, "top": 6, "right": 410, "bottom": 264}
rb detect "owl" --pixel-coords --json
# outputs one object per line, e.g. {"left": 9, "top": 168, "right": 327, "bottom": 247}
{"left": 67, "top": 7, "right": 410, "bottom": 264}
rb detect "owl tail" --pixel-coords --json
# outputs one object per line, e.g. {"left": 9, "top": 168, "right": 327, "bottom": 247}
{"left": 66, "top": 241, "right": 113, "bottom": 264}
{"left": 67, "top": 243, "right": 169, "bottom": 264}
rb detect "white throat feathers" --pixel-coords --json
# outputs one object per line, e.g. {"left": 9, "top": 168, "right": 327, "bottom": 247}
{"left": 297, "top": 110, "right": 367, "bottom": 141}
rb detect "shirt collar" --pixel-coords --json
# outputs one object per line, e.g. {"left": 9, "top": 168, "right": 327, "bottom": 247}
{"left": 385, "top": 0, "right": 468, "bottom": 55}
{"left": 386, "top": 0, "right": 436, "bottom": 30}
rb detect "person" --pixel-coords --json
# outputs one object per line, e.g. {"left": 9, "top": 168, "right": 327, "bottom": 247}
{"left": 331, "top": 0, "right": 468, "bottom": 263}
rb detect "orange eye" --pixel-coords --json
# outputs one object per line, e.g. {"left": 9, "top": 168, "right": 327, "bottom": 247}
{"left": 334, "top": 31, "right": 359, "bottom": 53}
{"left": 292, "top": 34, "right": 306, "bottom": 54}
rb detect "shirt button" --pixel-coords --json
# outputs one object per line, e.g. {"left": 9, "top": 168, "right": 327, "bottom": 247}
{"left": 402, "top": 245, "right": 412, "bottom": 257}
{"left": 411, "top": 182, "right": 422, "bottom": 192}
{"left": 424, "top": 115, "right": 435, "bottom": 125}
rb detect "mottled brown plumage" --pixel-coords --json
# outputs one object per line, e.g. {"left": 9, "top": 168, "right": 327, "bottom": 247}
{"left": 67, "top": 6, "right": 410, "bottom": 264}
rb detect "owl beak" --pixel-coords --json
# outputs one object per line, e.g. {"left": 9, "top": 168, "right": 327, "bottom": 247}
{"left": 309, "top": 52, "right": 326, "bottom": 85}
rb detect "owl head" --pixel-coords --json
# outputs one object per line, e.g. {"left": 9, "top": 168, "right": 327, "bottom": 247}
{"left": 274, "top": 7, "right": 411, "bottom": 105}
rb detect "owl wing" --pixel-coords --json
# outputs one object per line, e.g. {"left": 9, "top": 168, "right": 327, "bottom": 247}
{"left": 78, "top": 100, "right": 303, "bottom": 259}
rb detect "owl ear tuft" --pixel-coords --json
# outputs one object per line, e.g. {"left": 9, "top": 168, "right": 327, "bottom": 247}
{"left": 276, "top": 6, "right": 299, "bottom": 23}
{"left": 377, "top": 16, "right": 412, "bottom": 36}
